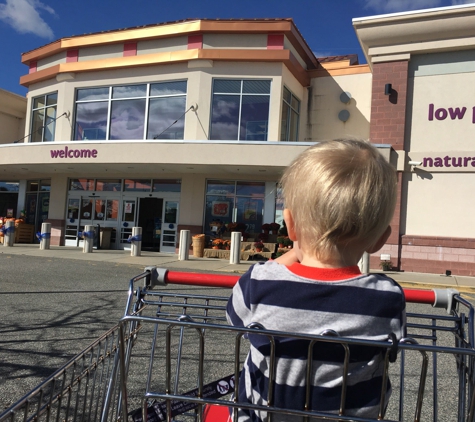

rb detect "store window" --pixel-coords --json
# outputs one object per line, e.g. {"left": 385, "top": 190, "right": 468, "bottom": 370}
{"left": 280, "top": 87, "right": 300, "bottom": 142}
{"left": 0, "top": 182, "right": 19, "bottom": 218}
{"left": 69, "top": 179, "right": 95, "bottom": 191}
{"left": 25, "top": 179, "right": 50, "bottom": 234}
{"left": 210, "top": 79, "right": 270, "bottom": 141}
{"left": 73, "top": 81, "right": 187, "bottom": 141}
{"left": 30, "top": 93, "right": 57, "bottom": 142}
{"left": 123, "top": 179, "right": 152, "bottom": 192}
{"left": 204, "top": 180, "right": 265, "bottom": 236}
{"left": 96, "top": 179, "right": 122, "bottom": 192}
{"left": 153, "top": 179, "right": 181, "bottom": 192}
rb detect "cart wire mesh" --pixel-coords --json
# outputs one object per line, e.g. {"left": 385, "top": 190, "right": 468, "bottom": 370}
{"left": 1, "top": 267, "right": 475, "bottom": 422}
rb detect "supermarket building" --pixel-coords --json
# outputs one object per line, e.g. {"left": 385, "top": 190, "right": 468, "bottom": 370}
{"left": 2, "top": 4, "right": 475, "bottom": 275}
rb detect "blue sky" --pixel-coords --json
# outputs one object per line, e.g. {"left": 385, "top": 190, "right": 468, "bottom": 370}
{"left": 0, "top": 0, "right": 473, "bottom": 96}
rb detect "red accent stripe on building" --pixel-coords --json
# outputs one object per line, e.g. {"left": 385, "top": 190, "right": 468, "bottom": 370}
{"left": 267, "top": 34, "right": 284, "bottom": 50}
{"left": 188, "top": 34, "right": 203, "bottom": 49}
{"left": 29, "top": 61, "right": 37, "bottom": 74}
{"left": 66, "top": 49, "right": 79, "bottom": 63}
{"left": 124, "top": 42, "right": 137, "bottom": 57}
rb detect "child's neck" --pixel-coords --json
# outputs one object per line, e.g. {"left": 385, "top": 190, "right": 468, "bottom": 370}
{"left": 299, "top": 251, "right": 361, "bottom": 269}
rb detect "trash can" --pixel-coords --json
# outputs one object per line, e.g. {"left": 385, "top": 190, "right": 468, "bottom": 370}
{"left": 192, "top": 234, "right": 205, "bottom": 257}
{"left": 100, "top": 227, "right": 113, "bottom": 249}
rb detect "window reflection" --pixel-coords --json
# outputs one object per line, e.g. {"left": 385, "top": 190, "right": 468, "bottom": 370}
{"left": 147, "top": 97, "right": 186, "bottom": 139}
{"left": 96, "top": 179, "right": 121, "bottom": 191}
{"left": 152, "top": 179, "right": 181, "bottom": 192}
{"left": 74, "top": 81, "right": 187, "bottom": 141}
{"left": 110, "top": 99, "right": 146, "bottom": 140}
{"left": 74, "top": 102, "right": 108, "bottom": 140}
{"left": 204, "top": 180, "right": 265, "bottom": 235}
{"left": 70, "top": 179, "right": 94, "bottom": 191}
{"left": 210, "top": 79, "right": 270, "bottom": 141}
{"left": 124, "top": 179, "right": 152, "bottom": 192}
{"left": 106, "top": 200, "right": 118, "bottom": 220}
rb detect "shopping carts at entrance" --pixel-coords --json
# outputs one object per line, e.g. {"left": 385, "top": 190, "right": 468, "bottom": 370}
{"left": 1, "top": 267, "right": 475, "bottom": 421}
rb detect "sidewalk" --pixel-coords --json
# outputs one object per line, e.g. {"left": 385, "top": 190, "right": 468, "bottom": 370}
{"left": 2, "top": 243, "right": 475, "bottom": 293}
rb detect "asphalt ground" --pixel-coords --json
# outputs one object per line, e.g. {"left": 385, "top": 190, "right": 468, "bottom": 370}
{"left": 1, "top": 251, "right": 475, "bottom": 420}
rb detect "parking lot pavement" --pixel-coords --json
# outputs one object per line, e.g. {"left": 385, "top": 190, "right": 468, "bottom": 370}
{"left": 1, "top": 248, "right": 475, "bottom": 416}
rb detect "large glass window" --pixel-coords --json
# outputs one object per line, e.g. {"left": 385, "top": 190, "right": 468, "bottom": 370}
{"left": 210, "top": 80, "right": 270, "bottom": 141}
{"left": 25, "top": 179, "right": 50, "bottom": 234}
{"left": 73, "top": 81, "right": 187, "bottom": 141}
{"left": 204, "top": 180, "right": 265, "bottom": 235}
{"left": 280, "top": 87, "right": 300, "bottom": 142}
{"left": 30, "top": 93, "right": 57, "bottom": 142}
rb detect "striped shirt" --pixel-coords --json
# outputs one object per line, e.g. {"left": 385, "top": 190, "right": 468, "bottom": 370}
{"left": 226, "top": 261, "right": 406, "bottom": 421}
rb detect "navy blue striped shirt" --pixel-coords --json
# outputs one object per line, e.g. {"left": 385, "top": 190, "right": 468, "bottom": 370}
{"left": 226, "top": 261, "right": 406, "bottom": 421}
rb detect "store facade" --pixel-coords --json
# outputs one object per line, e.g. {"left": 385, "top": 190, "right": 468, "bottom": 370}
{"left": 4, "top": 6, "right": 475, "bottom": 274}
{"left": 1, "top": 18, "right": 370, "bottom": 251}
{"left": 354, "top": 3, "right": 475, "bottom": 275}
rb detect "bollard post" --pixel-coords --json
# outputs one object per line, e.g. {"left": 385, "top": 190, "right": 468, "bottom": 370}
{"left": 130, "top": 227, "right": 142, "bottom": 257}
{"left": 358, "top": 252, "right": 370, "bottom": 274}
{"left": 3, "top": 220, "right": 14, "bottom": 247}
{"left": 39, "top": 222, "right": 51, "bottom": 250}
{"left": 229, "top": 231, "right": 241, "bottom": 264}
{"left": 178, "top": 230, "right": 190, "bottom": 260}
{"left": 83, "top": 225, "right": 94, "bottom": 253}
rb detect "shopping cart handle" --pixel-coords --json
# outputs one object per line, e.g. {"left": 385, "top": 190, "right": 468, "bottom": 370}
{"left": 433, "top": 288, "right": 460, "bottom": 314}
{"left": 144, "top": 268, "right": 460, "bottom": 313}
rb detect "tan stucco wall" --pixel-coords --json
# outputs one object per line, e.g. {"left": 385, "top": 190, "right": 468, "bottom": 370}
{"left": 408, "top": 71, "right": 475, "bottom": 153}
{"left": 404, "top": 53, "right": 475, "bottom": 238}
{"left": 404, "top": 172, "right": 475, "bottom": 237}
{"left": 307, "top": 72, "right": 372, "bottom": 141}
{"left": 0, "top": 112, "right": 24, "bottom": 144}
{"left": 0, "top": 89, "right": 26, "bottom": 145}
{"left": 48, "top": 175, "right": 68, "bottom": 220}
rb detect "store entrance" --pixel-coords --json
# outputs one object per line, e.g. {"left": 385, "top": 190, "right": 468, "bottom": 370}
{"left": 138, "top": 197, "right": 163, "bottom": 251}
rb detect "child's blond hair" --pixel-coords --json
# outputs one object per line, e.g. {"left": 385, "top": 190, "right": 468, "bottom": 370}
{"left": 280, "top": 139, "right": 397, "bottom": 261}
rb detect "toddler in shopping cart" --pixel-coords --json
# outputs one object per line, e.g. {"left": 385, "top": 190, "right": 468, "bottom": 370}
{"left": 223, "top": 139, "right": 407, "bottom": 421}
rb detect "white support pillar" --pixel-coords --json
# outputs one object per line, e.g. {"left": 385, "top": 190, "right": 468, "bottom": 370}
{"left": 229, "top": 231, "right": 242, "bottom": 264}
{"left": 130, "top": 227, "right": 142, "bottom": 257}
{"left": 39, "top": 222, "right": 51, "bottom": 250}
{"left": 358, "top": 252, "right": 370, "bottom": 274}
{"left": 179, "top": 230, "right": 190, "bottom": 260}
{"left": 4, "top": 220, "right": 15, "bottom": 247}
{"left": 83, "top": 225, "right": 94, "bottom": 253}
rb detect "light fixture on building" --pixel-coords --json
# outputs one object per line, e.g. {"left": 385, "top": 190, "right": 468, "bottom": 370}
{"left": 339, "top": 91, "right": 352, "bottom": 104}
{"left": 384, "top": 83, "right": 392, "bottom": 95}
{"left": 338, "top": 110, "right": 350, "bottom": 122}
{"left": 408, "top": 160, "right": 422, "bottom": 172}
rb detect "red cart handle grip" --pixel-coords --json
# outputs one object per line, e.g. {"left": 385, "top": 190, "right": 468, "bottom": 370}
{"left": 144, "top": 268, "right": 459, "bottom": 311}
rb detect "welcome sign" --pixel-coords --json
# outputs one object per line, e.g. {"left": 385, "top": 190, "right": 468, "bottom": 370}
{"left": 50, "top": 146, "right": 98, "bottom": 158}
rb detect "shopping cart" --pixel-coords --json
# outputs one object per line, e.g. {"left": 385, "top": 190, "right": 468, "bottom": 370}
{"left": 1, "top": 266, "right": 475, "bottom": 422}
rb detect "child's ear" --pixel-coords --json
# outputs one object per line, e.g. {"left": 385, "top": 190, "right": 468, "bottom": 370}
{"left": 283, "top": 209, "right": 297, "bottom": 241}
{"left": 366, "top": 226, "right": 392, "bottom": 254}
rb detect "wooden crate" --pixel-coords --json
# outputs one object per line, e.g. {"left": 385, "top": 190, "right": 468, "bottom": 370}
{"left": 15, "top": 224, "right": 35, "bottom": 243}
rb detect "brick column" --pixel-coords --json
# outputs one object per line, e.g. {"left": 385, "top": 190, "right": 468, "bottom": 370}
{"left": 370, "top": 60, "right": 409, "bottom": 270}
{"left": 370, "top": 60, "right": 408, "bottom": 150}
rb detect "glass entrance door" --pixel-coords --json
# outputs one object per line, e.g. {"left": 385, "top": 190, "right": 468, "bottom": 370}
{"left": 65, "top": 197, "right": 80, "bottom": 246}
{"left": 160, "top": 200, "right": 178, "bottom": 253}
{"left": 120, "top": 198, "right": 137, "bottom": 245}
{"left": 138, "top": 197, "right": 163, "bottom": 251}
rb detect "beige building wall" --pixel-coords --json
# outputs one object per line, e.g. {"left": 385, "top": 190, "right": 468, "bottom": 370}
{"left": 307, "top": 72, "right": 372, "bottom": 141}
{"left": 404, "top": 172, "right": 475, "bottom": 237}
{"left": 0, "top": 89, "right": 26, "bottom": 145}
{"left": 404, "top": 51, "right": 475, "bottom": 239}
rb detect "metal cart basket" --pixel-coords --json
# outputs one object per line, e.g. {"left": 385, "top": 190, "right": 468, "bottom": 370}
{"left": 1, "top": 267, "right": 475, "bottom": 422}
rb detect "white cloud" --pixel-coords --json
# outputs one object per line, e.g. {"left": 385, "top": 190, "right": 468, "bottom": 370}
{"left": 363, "top": 0, "right": 444, "bottom": 13}
{"left": 0, "top": 0, "right": 55, "bottom": 39}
